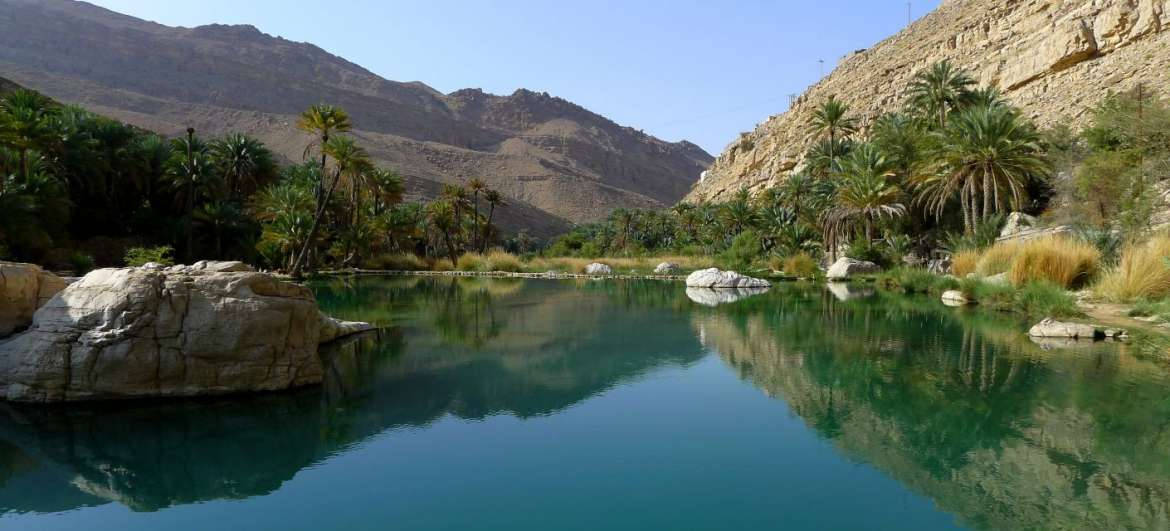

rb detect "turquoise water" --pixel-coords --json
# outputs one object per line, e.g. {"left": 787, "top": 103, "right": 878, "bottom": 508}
{"left": 2, "top": 277, "right": 1169, "bottom": 530}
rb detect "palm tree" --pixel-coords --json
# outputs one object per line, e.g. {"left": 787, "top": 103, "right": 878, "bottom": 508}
{"left": 427, "top": 200, "right": 460, "bottom": 266}
{"left": 906, "top": 60, "right": 976, "bottom": 129}
{"left": 480, "top": 188, "right": 505, "bottom": 252}
{"left": 916, "top": 104, "right": 1049, "bottom": 233}
{"left": 0, "top": 90, "right": 58, "bottom": 186}
{"left": 823, "top": 143, "right": 906, "bottom": 255}
{"left": 721, "top": 189, "right": 759, "bottom": 236}
{"left": 467, "top": 177, "right": 487, "bottom": 250}
{"left": 194, "top": 200, "right": 245, "bottom": 258}
{"left": 369, "top": 168, "right": 405, "bottom": 216}
{"left": 289, "top": 135, "right": 370, "bottom": 277}
{"left": 297, "top": 104, "right": 352, "bottom": 201}
{"left": 611, "top": 208, "right": 636, "bottom": 251}
{"left": 210, "top": 133, "right": 275, "bottom": 199}
{"left": 439, "top": 184, "right": 470, "bottom": 251}
{"left": 166, "top": 129, "right": 215, "bottom": 262}
{"left": 807, "top": 95, "right": 859, "bottom": 167}
{"left": 869, "top": 112, "right": 927, "bottom": 181}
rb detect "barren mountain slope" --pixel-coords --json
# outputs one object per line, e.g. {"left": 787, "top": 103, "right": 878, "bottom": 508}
{"left": 0, "top": 0, "right": 712, "bottom": 236}
{"left": 690, "top": 0, "right": 1170, "bottom": 203}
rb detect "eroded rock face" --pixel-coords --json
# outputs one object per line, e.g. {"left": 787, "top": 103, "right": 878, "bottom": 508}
{"left": 826, "top": 257, "right": 881, "bottom": 280}
{"left": 0, "top": 261, "right": 67, "bottom": 338}
{"left": 690, "top": 0, "right": 1170, "bottom": 203}
{"left": 685, "top": 268, "right": 770, "bottom": 288}
{"left": 0, "top": 267, "right": 339, "bottom": 402}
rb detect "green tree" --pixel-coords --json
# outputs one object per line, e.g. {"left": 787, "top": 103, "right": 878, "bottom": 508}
{"left": 0, "top": 89, "right": 58, "bottom": 186}
{"left": 289, "top": 135, "right": 370, "bottom": 277}
{"left": 481, "top": 188, "right": 505, "bottom": 252}
{"left": 906, "top": 60, "right": 976, "bottom": 129}
{"left": 807, "top": 95, "right": 859, "bottom": 168}
{"left": 823, "top": 144, "right": 906, "bottom": 255}
{"left": 165, "top": 129, "right": 215, "bottom": 262}
{"left": 211, "top": 133, "right": 276, "bottom": 199}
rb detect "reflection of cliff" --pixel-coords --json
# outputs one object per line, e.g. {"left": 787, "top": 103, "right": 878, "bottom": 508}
{"left": 696, "top": 292, "right": 1170, "bottom": 530}
{"left": 0, "top": 277, "right": 704, "bottom": 514}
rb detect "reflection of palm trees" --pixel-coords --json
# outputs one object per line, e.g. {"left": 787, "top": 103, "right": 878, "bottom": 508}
{"left": 430, "top": 278, "right": 507, "bottom": 349}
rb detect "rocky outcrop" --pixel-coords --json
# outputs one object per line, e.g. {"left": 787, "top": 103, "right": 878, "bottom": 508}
{"left": 690, "top": 0, "right": 1170, "bottom": 202}
{"left": 826, "top": 257, "right": 881, "bottom": 280}
{"left": 0, "top": 261, "right": 66, "bottom": 338}
{"left": 0, "top": 265, "right": 371, "bottom": 402}
{"left": 999, "top": 212, "right": 1038, "bottom": 239}
{"left": 584, "top": 263, "right": 613, "bottom": 275}
{"left": 685, "top": 268, "right": 770, "bottom": 288}
{"left": 1027, "top": 318, "right": 1127, "bottom": 340}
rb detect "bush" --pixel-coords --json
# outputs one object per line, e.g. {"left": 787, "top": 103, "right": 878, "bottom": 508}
{"left": 1095, "top": 234, "right": 1170, "bottom": 301}
{"left": 458, "top": 251, "right": 524, "bottom": 272}
{"left": 365, "top": 252, "right": 427, "bottom": 271}
{"left": 1015, "top": 280, "right": 1080, "bottom": 318}
{"left": 68, "top": 252, "right": 96, "bottom": 275}
{"left": 1007, "top": 236, "right": 1100, "bottom": 288}
{"left": 845, "top": 236, "right": 890, "bottom": 267}
{"left": 951, "top": 249, "right": 980, "bottom": 277}
{"left": 722, "top": 230, "right": 762, "bottom": 270}
{"left": 781, "top": 253, "right": 819, "bottom": 277}
{"left": 124, "top": 245, "right": 174, "bottom": 267}
{"left": 878, "top": 267, "right": 956, "bottom": 294}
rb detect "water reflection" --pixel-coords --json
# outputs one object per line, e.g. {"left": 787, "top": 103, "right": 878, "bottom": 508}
{"left": 685, "top": 286, "right": 769, "bottom": 306}
{"left": 0, "top": 278, "right": 705, "bottom": 514}
{"left": 695, "top": 285, "right": 1170, "bottom": 530}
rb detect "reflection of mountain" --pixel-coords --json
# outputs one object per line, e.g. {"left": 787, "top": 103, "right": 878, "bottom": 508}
{"left": 0, "top": 278, "right": 704, "bottom": 514}
{"left": 695, "top": 288, "right": 1170, "bottom": 530}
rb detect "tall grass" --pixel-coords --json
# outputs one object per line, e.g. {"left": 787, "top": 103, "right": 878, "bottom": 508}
{"left": 1095, "top": 234, "right": 1170, "bottom": 301}
{"left": 456, "top": 251, "right": 524, "bottom": 272}
{"left": 364, "top": 252, "right": 428, "bottom": 271}
{"left": 1006, "top": 236, "right": 1100, "bottom": 288}
{"left": 781, "top": 253, "right": 819, "bottom": 277}
{"left": 973, "top": 241, "right": 1020, "bottom": 276}
{"left": 951, "top": 249, "right": 980, "bottom": 277}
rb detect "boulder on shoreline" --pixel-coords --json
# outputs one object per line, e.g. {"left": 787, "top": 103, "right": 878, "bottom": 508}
{"left": 654, "top": 262, "right": 680, "bottom": 274}
{"left": 1027, "top": 318, "right": 1127, "bottom": 341}
{"left": 685, "top": 286, "right": 769, "bottom": 306}
{"left": 0, "top": 265, "right": 372, "bottom": 402}
{"left": 0, "top": 261, "right": 67, "bottom": 338}
{"left": 685, "top": 268, "right": 770, "bottom": 288}
{"left": 826, "top": 257, "right": 880, "bottom": 280}
{"left": 941, "top": 290, "right": 972, "bottom": 306}
{"left": 584, "top": 263, "right": 613, "bottom": 275}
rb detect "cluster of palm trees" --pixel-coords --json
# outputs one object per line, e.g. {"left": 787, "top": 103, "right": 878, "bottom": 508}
{"left": 548, "top": 61, "right": 1051, "bottom": 265}
{"left": 427, "top": 179, "right": 506, "bottom": 266}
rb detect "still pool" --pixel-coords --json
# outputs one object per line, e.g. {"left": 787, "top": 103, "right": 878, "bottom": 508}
{"left": 2, "top": 277, "right": 1169, "bottom": 530}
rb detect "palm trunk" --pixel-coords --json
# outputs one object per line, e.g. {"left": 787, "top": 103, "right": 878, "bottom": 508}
{"left": 443, "top": 229, "right": 458, "bottom": 267}
{"left": 185, "top": 181, "right": 194, "bottom": 262}
{"left": 472, "top": 192, "right": 480, "bottom": 252}
{"left": 290, "top": 169, "right": 343, "bottom": 278}
{"left": 961, "top": 186, "right": 973, "bottom": 235}
{"left": 481, "top": 204, "right": 496, "bottom": 253}
{"left": 982, "top": 169, "right": 992, "bottom": 224}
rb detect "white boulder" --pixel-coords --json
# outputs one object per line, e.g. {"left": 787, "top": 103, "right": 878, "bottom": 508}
{"left": 941, "top": 290, "right": 971, "bottom": 306}
{"left": 1027, "top": 318, "right": 1099, "bottom": 339}
{"left": 685, "top": 287, "right": 769, "bottom": 306}
{"left": 0, "top": 266, "right": 370, "bottom": 402}
{"left": 826, "top": 257, "right": 881, "bottom": 280}
{"left": 654, "top": 262, "right": 680, "bottom": 275}
{"left": 584, "top": 263, "right": 613, "bottom": 275}
{"left": 685, "top": 268, "right": 770, "bottom": 288}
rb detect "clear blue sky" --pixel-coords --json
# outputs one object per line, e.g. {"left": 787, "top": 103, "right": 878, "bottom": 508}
{"left": 88, "top": 0, "right": 940, "bottom": 155}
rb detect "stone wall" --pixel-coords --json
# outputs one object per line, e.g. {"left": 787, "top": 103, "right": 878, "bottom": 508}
{"left": 688, "top": 0, "right": 1170, "bottom": 203}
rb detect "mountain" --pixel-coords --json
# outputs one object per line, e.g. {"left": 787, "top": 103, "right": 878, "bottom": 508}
{"left": 0, "top": 0, "right": 713, "bottom": 237}
{"left": 689, "top": 0, "right": 1170, "bottom": 203}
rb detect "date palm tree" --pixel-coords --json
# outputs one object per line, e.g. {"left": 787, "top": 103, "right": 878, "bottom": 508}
{"left": 289, "top": 135, "right": 370, "bottom": 278}
{"left": 0, "top": 89, "right": 58, "bottom": 187}
{"left": 480, "top": 188, "right": 505, "bottom": 252}
{"left": 210, "top": 133, "right": 275, "bottom": 199}
{"left": 467, "top": 178, "right": 487, "bottom": 250}
{"left": 916, "top": 103, "right": 1049, "bottom": 233}
{"left": 427, "top": 200, "right": 459, "bottom": 267}
{"left": 297, "top": 104, "right": 352, "bottom": 202}
{"left": 823, "top": 143, "right": 906, "bottom": 256}
{"left": 166, "top": 129, "right": 215, "bottom": 262}
{"left": 807, "top": 96, "right": 859, "bottom": 168}
{"left": 906, "top": 60, "right": 976, "bottom": 129}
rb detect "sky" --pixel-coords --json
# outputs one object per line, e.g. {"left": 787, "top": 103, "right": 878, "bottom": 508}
{"left": 87, "top": 0, "right": 941, "bottom": 155}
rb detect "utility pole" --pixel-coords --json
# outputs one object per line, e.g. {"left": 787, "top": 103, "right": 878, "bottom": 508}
{"left": 907, "top": 2, "right": 912, "bottom": 25}
{"left": 818, "top": 59, "right": 825, "bottom": 78}
{"left": 788, "top": 93, "right": 798, "bottom": 108}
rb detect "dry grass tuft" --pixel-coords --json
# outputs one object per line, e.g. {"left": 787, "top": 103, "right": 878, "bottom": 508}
{"left": 781, "top": 253, "right": 820, "bottom": 277}
{"left": 1095, "top": 235, "right": 1170, "bottom": 301}
{"left": 951, "top": 249, "right": 980, "bottom": 277}
{"left": 974, "top": 241, "right": 1020, "bottom": 276}
{"left": 1006, "top": 236, "right": 1100, "bottom": 289}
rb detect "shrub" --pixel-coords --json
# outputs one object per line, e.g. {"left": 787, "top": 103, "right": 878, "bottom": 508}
{"left": 1015, "top": 280, "right": 1080, "bottom": 318}
{"left": 365, "top": 252, "right": 427, "bottom": 271}
{"left": 1007, "top": 236, "right": 1100, "bottom": 288}
{"left": 124, "top": 245, "right": 174, "bottom": 267}
{"left": 723, "top": 230, "right": 762, "bottom": 270}
{"left": 878, "top": 267, "right": 955, "bottom": 294}
{"left": 781, "top": 253, "right": 820, "bottom": 277}
{"left": 456, "top": 253, "right": 486, "bottom": 271}
{"left": 1095, "top": 234, "right": 1170, "bottom": 301}
{"left": 845, "top": 236, "right": 890, "bottom": 267}
{"left": 68, "top": 252, "right": 96, "bottom": 275}
{"left": 951, "top": 249, "right": 980, "bottom": 277}
{"left": 483, "top": 251, "right": 523, "bottom": 272}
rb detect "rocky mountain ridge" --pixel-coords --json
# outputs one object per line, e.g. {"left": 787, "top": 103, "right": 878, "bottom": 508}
{"left": 689, "top": 0, "right": 1170, "bottom": 203}
{"left": 0, "top": 0, "right": 712, "bottom": 236}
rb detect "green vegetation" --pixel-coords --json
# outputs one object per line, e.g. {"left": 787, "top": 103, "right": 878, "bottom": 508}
{"left": 124, "top": 245, "right": 175, "bottom": 267}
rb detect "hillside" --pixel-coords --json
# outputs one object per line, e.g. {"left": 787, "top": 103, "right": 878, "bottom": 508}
{"left": 0, "top": 0, "right": 712, "bottom": 237}
{"left": 690, "top": 0, "right": 1170, "bottom": 202}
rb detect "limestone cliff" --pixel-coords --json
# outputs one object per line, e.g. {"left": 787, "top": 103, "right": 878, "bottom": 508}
{"left": 689, "top": 0, "right": 1170, "bottom": 203}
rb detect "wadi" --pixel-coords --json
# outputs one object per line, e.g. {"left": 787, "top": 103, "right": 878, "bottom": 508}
{"left": 1, "top": 0, "right": 1169, "bottom": 529}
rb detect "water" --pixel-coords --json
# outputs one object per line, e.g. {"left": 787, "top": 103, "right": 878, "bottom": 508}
{"left": 2, "top": 277, "right": 1169, "bottom": 530}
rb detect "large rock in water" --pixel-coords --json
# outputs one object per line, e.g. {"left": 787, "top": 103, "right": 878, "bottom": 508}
{"left": 0, "top": 265, "right": 369, "bottom": 402}
{"left": 0, "top": 261, "right": 67, "bottom": 338}
{"left": 825, "top": 257, "right": 881, "bottom": 280}
{"left": 685, "top": 268, "right": 770, "bottom": 288}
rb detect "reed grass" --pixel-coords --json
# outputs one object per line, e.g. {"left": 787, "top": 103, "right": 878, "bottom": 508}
{"left": 1095, "top": 235, "right": 1170, "bottom": 301}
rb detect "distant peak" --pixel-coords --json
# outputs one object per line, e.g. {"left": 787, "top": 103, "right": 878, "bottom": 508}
{"left": 189, "top": 23, "right": 266, "bottom": 40}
